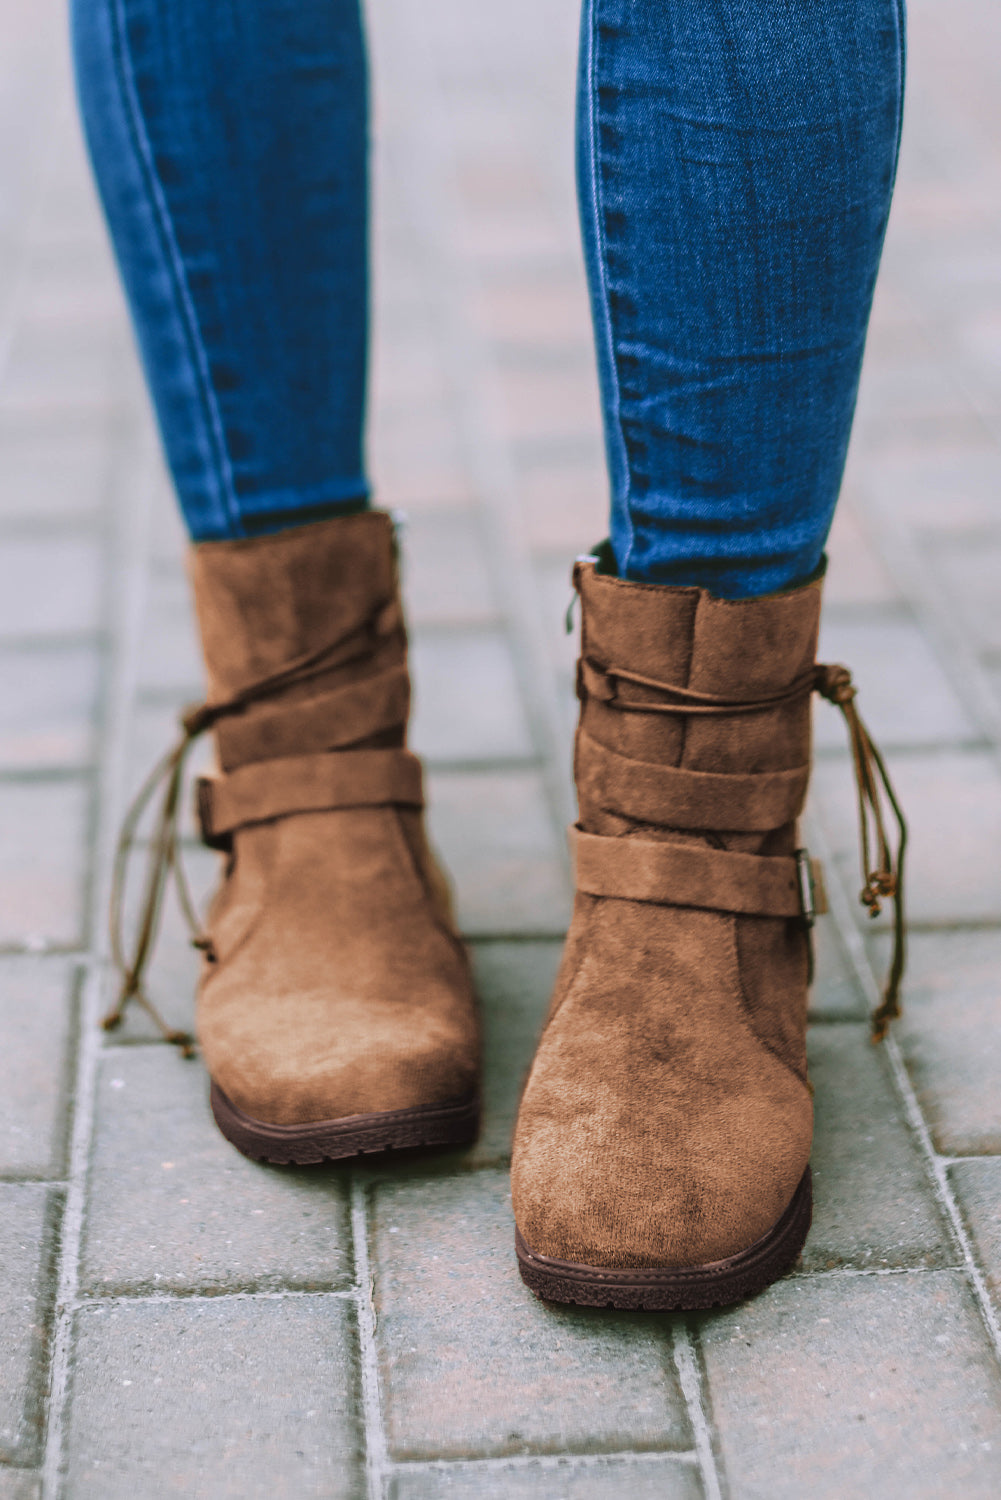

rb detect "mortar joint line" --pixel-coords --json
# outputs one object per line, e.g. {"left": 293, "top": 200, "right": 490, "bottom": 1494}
{"left": 351, "top": 1176, "right": 391, "bottom": 1500}
{"left": 40, "top": 436, "right": 160, "bottom": 1500}
{"left": 804, "top": 809, "right": 1001, "bottom": 1368}
{"left": 673, "top": 1323, "right": 725, "bottom": 1500}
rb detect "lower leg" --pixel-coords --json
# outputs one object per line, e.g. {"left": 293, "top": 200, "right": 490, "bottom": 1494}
{"left": 512, "top": 0, "right": 908, "bottom": 1307}
{"left": 578, "top": 0, "right": 906, "bottom": 596}
{"left": 71, "top": 0, "right": 369, "bottom": 540}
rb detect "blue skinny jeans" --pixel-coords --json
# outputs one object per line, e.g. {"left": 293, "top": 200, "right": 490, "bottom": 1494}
{"left": 72, "top": 0, "right": 905, "bottom": 598}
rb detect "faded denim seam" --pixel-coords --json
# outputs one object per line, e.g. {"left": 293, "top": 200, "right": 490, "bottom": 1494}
{"left": 583, "top": 0, "right": 633, "bottom": 574}
{"left": 110, "top": 0, "right": 243, "bottom": 536}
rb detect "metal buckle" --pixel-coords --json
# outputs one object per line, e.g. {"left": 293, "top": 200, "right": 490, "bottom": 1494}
{"left": 795, "top": 848, "right": 817, "bottom": 929}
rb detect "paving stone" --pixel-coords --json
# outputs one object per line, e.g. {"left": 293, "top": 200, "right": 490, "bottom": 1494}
{"left": 819, "top": 501, "right": 899, "bottom": 609}
{"left": 467, "top": 940, "right": 561, "bottom": 1165}
{"left": 0, "top": 957, "right": 76, "bottom": 1178}
{"left": 472, "top": 273, "right": 593, "bottom": 351}
{"left": 699, "top": 1270, "right": 1001, "bottom": 1499}
{"left": 0, "top": 643, "right": 101, "bottom": 770}
{"left": 495, "top": 367, "right": 603, "bottom": 449}
{"left": 0, "top": 1470, "right": 41, "bottom": 1500}
{"left": 518, "top": 461, "right": 609, "bottom": 555}
{"left": 808, "top": 749, "right": 1001, "bottom": 927}
{"left": 65, "top": 1296, "right": 363, "bottom": 1499}
{"left": 933, "top": 534, "right": 1001, "bottom": 655}
{"left": 0, "top": 327, "right": 121, "bottom": 415}
{"left": 0, "top": 1185, "right": 58, "bottom": 1466}
{"left": 804, "top": 1025, "right": 952, "bottom": 1272}
{"left": 371, "top": 409, "right": 470, "bottom": 512}
{"left": 134, "top": 564, "right": 205, "bottom": 697}
{"left": 872, "top": 928, "right": 1001, "bottom": 1156}
{"left": 852, "top": 359, "right": 978, "bottom": 444}
{"left": 401, "top": 510, "right": 500, "bottom": 627}
{"left": 0, "top": 430, "right": 110, "bottom": 522}
{"left": 0, "top": 778, "right": 90, "bottom": 947}
{"left": 0, "top": 534, "right": 102, "bottom": 639}
{"left": 951, "top": 1160, "right": 1001, "bottom": 1326}
{"left": 411, "top": 631, "right": 535, "bottom": 764}
{"left": 814, "top": 611, "right": 977, "bottom": 749}
{"left": 81, "top": 1049, "right": 352, "bottom": 1295}
{"left": 390, "top": 1455, "right": 703, "bottom": 1500}
{"left": 108, "top": 840, "right": 219, "bottom": 1044}
{"left": 859, "top": 442, "right": 1001, "bottom": 530}
{"left": 426, "top": 769, "right": 571, "bottom": 935}
{"left": 807, "top": 917, "right": 866, "bottom": 1022}
{"left": 372, "top": 1170, "right": 691, "bottom": 1461}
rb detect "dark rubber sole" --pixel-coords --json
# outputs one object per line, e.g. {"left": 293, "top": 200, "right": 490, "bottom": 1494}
{"left": 210, "top": 1082, "right": 480, "bottom": 1165}
{"left": 515, "top": 1167, "right": 812, "bottom": 1311}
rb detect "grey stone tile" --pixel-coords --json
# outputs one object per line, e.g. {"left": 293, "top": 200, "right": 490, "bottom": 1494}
{"left": 0, "top": 329, "right": 121, "bottom": 416}
{"left": 400, "top": 509, "right": 500, "bottom": 627}
{"left": 107, "top": 841, "right": 219, "bottom": 1045}
{"left": 808, "top": 750, "right": 1001, "bottom": 927}
{"left": 0, "top": 435, "right": 106, "bottom": 523}
{"left": 952, "top": 1160, "right": 1001, "bottom": 1325}
{"left": 873, "top": 929, "right": 1001, "bottom": 1157}
{"left": 0, "top": 1470, "right": 40, "bottom": 1500}
{"left": 807, "top": 917, "right": 866, "bottom": 1022}
{"left": 821, "top": 501, "right": 900, "bottom": 609}
{"left": 0, "top": 1185, "right": 58, "bottom": 1466}
{"left": 0, "top": 958, "right": 76, "bottom": 1178}
{"left": 852, "top": 359, "right": 978, "bottom": 443}
{"left": 699, "top": 1270, "right": 1001, "bottom": 1499}
{"left": 0, "top": 534, "right": 102, "bottom": 639}
{"left": 859, "top": 441, "right": 1001, "bottom": 531}
{"left": 124, "top": 693, "right": 213, "bottom": 818}
{"left": 372, "top": 1170, "right": 691, "bottom": 1462}
{"left": 494, "top": 367, "right": 603, "bottom": 450}
{"left": 135, "top": 564, "right": 205, "bottom": 698}
{"left": 515, "top": 450, "right": 608, "bottom": 557}
{"left": 82, "top": 1050, "right": 352, "bottom": 1296}
{"left": 932, "top": 534, "right": 1001, "bottom": 656}
{"left": 0, "top": 778, "right": 90, "bottom": 947}
{"left": 468, "top": 940, "right": 561, "bottom": 1165}
{"left": 0, "top": 643, "right": 101, "bottom": 770}
{"left": 65, "top": 1297, "right": 363, "bottom": 1499}
{"left": 804, "top": 1025, "right": 952, "bottom": 1272}
{"left": 426, "top": 769, "right": 571, "bottom": 935}
{"left": 410, "top": 631, "right": 535, "bottom": 764}
{"left": 815, "top": 611, "right": 977, "bottom": 749}
{"left": 390, "top": 1455, "right": 703, "bottom": 1500}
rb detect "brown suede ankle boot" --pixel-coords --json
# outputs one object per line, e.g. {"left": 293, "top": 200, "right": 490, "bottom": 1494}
{"left": 511, "top": 549, "right": 904, "bottom": 1310}
{"left": 109, "top": 511, "right": 480, "bottom": 1161}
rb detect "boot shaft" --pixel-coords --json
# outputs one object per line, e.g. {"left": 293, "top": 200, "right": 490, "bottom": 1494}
{"left": 188, "top": 511, "right": 409, "bottom": 769}
{"left": 574, "top": 553, "right": 823, "bottom": 853}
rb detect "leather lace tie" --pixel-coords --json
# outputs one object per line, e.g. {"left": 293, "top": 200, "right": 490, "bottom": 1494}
{"left": 579, "top": 654, "right": 907, "bottom": 1042}
{"left": 105, "top": 598, "right": 402, "bottom": 1055}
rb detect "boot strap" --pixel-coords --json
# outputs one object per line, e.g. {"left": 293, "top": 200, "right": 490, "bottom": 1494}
{"left": 197, "top": 748, "right": 424, "bottom": 841}
{"left": 577, "top": 732, "right": 810, "bottom": 832}
{"left": 571, "top": 826, "right": 826, "bottom": 922}
{"left": 215, "top": 664, "right": 410, "bottom": 766}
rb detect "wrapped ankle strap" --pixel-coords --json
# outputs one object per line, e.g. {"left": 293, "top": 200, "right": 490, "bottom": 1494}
{"left": 576, "top": 644, "right": 906, "bottom": 1040}
{"left": 105, "top": 594, "right": 402, "bottom": 1054}
{"left": 197, "top": 748, "right": 424, "bottom": 843}
{"left": 571, "top": 827, "right": 827, "bottom": 922}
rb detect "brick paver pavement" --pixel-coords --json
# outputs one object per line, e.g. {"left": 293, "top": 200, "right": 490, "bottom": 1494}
{"left": 2, "top": 0, "right": 1001, "bottom": 1495}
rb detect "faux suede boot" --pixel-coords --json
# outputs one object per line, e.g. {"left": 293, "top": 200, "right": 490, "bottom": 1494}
{"left": 511, "top": 548, "right": 904, "bottom": 1310}
{"left": 109, "top": 511, "right": 480, "bottom": 1161}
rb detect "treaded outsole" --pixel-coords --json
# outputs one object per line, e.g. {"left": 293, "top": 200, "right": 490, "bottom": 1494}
{"left": 515, "top": 1167, "right": 812, "bottom": 1311}
{"left": 210, "top": 1082, "right": 480, "bottom": 1164}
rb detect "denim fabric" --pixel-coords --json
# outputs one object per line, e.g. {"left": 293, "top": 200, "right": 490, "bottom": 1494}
{"left": 72, "top": 0, "right": 369, "bottom": 540}
{"left": 74, "top": 1, "right": 904, "bottom": 591}
{"left": 579, "top": 0, "right": 906, "bottom": 596}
